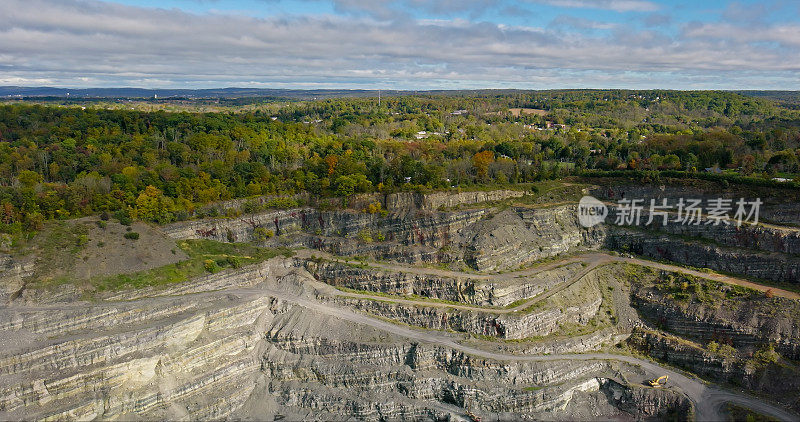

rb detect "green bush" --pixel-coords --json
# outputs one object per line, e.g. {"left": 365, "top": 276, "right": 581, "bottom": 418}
{"left": 242, "top": 199, "right": 261, "bottom": 214}
{"left": 124, "top": 232, "right": 140, "bottom": 240}
{"left": 752, "top": 344, "right": 779, "bottom": 365}
{"left": 76, "top": 234, "right": 89, "bottom": 246}
{"left": 264, "top": 197, "right": 299, "bottom": 209}
{"left": 226, "top": 255, "right": 242, "bottom": 268}
{"left": 253, "top": 227, "right": 275, "bottom": 242}
{"left": 203, "top": 259, "right": 219, "bottom": 273}
{"left": 717, "top": 344, "right": 737, "bottom": 358}
{"left": 357, "top": 229, "right": 373, "bottom": 243}
{"left": 114, "top": 209, "right": 132, "bottom": 226}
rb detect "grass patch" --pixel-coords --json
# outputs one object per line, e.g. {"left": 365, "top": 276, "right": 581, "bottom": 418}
{"left": 88, "top": 239, "right": 293, "bottom": 293}
{"left": 17, "top": 221, "right": 90, "bottom": 282}
{"left": 724, "top": 404, "right": 775, "bottom": 422}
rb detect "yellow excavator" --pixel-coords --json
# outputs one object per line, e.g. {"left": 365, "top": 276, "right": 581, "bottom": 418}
{"left": 647, "top": 375, "right": 669, "bottom": 387}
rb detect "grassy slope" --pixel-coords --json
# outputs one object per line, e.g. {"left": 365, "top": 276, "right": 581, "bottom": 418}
{"left": 88, "top": 239, "right": 293, "bottom": 293}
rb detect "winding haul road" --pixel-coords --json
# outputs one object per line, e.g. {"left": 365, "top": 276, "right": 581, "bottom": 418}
{"left": 3, "top": 249, "right": 798, "bottom": 421}
{"left": 261, "top": 286, "right": 799, "bottom": 422}
{"left": 290, "top": 249, "right": 800, "bottom": 420}
{"left": 298, "top": 249, "right": 800, "bottom": 302}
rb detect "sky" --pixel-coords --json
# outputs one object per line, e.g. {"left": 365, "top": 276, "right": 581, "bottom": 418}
{"left": 0, "top": 0, "right": 799, "bottom": 90}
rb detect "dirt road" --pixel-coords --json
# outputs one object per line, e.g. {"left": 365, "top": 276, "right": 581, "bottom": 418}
{"left": 4, "top": 249, "right": 798, "bottom": 420}
{"left": 261, "top": 286, "right": 799, "bottom": 422}
{"left": 297, "top": 249, "right": 800, "bottom": 302}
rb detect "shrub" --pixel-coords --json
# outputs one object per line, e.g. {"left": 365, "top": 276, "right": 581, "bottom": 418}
{"left": 242, "top": 199, "right": 261, "bottom": 214}
{"left": 76, "top": 234, "right": 89, "bottom": 246}
{"left": 24, "top": 212, "right": 44, "bottom": 231}
{"left": 363, "top": 201, "right": 384, "bottom": 214}
{"left": 717, "top": 344, "right": 736, "bottom": 358}
{"left": 226, "top": 255, "right": 242, "bottom": 268}
{"left": 264, "top": 197, "right": 299, "bottom": 209}
{"left": 253, "top": 227, "right": 275, "bottom": 242}
{"left": 752, "top": 344, "right": 779, "bottom": 366}
{"left": 203, "top": 259, "right": 219, "bottom": 273}
{"left": 357, "top": 229, "right": 373, "bottom": 243}
{"left": 174, "top": 210, "right": 190, "bottom": 221}
{"left": 124, "top": 232, "right": 140, "bottom": 240}
{"left": 114, "top": 209, "right": 132, "bottom": 226}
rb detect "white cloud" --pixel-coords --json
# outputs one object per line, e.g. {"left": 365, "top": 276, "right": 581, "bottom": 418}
{"left": 684, "top": 22, "right": 800, "bottom": 48}
{"left": 526, "top": 0, "right": 660, "bottom": 13}
{"left": 0, "top": 0, "right": 796, "bottom": 89}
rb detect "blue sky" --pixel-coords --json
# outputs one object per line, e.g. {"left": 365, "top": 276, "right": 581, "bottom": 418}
{"left": 0, "top": 0, "right": 798, "bottom": 89}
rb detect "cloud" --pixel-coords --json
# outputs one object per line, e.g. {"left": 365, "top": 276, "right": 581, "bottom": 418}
{"left": 525, "top": 0, "right": 660, "bottom": 13}
{"left": 550, "top": 15, "right": 618, "bottom": 31}
{"left": 684, "top": 22, "right": 800, "bottom": 48}
{"left": 0, "top": 0, "right": 797, "bottom": 89}
{"left": 643, "top": 12, "right": 671, "bottom": 28}
{"left": 323, "top": 0, "right": 498, "bottom": 20}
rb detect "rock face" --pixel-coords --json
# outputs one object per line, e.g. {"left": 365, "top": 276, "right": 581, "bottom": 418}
{"left": 462, "top": 207, "right": 606, "bottom": 271}
{"left": 629, "top": 280, "right": 800, "bottom": 360}
{"left": 304, "top": 259, "right": 582, "bottom": 307}
{"left": 609, "top": 227, "right": 800, "bottom": 284}
{"left": 599, "top": 378, "right": 694, "bottom": 420}
{"left": 629, "top": 329, "right": 800, "bottom": 409}
{"left": 162, "top": 186, "right": 800, "bottom": 284}
{"left": 3, "top": 187, "right": 799, "bottom": 421}
{"left": 624, "top": 265, "right": 800, "bottom": 411}
{"left": 0, "top": 256, "right": 32, "bottom": 303}
{"left": 162, "top": 203, "right": 605, "bottom": 273}
{"left": 0, "top": 262, "right": 659, "bottom": 421}
{"left": 591, "top": 182, "right": 800, "bottom": 226}
{"left": 384, "top": 189, "right": 525, "bottom": 212}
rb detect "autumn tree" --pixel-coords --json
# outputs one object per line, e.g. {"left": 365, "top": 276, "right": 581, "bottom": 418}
{"left": 472, "top": 150, "right": 495, "bottom": 181}
{"left": 135, "top": 185, "right": 176, "bottom": 224}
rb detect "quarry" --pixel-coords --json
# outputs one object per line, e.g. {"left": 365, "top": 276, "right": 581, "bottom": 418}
{"left": 1, "top": 179, "right": 799, "bottom": 421}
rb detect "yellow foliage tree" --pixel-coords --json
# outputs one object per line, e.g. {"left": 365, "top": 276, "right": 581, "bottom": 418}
{"left": 472, "top": 150, "right": 495, "bottom": 180}
{"left": 135, "top": 185, "right": 175, "bottom": 223}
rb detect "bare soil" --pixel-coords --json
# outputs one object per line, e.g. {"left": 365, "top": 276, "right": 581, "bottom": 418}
{"left": 72, "top": 217, "right": 188, "bottom": 280}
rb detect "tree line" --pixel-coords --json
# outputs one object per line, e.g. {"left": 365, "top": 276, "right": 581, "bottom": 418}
{"left": 0, "top": 90, "right": 797, "bottom": 232}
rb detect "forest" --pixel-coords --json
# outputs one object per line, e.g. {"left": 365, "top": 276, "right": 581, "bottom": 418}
{"left": 0, "top": 90, "right": 799, "bottom": 232}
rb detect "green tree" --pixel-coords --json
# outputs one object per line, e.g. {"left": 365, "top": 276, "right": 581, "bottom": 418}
{"left": 135, "top": 185, "right": 175, "bottom": 223}
{"left": 17, "top": 170, "right": 43, "bottom": 188}
{"left": 334, "top": 175, "right": 356, "bottom": 197}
